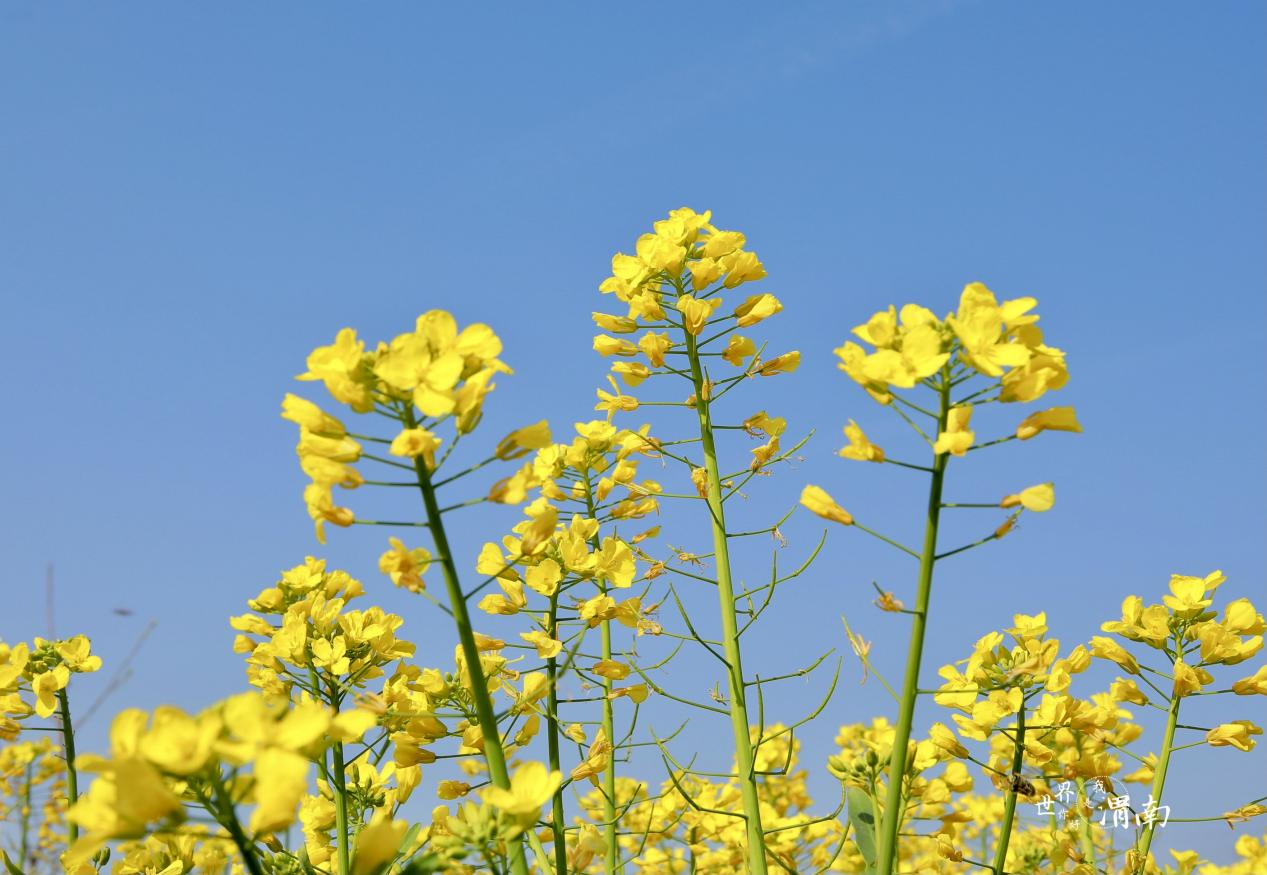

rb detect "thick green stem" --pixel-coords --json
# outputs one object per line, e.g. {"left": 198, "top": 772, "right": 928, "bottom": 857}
{"left": 683, "top": 331, "right": 769, "bottom": 875}
{"left": 581, "top": 476, "right": 619, "bottom": 875}
{"left": 55, "top": 686, "right": 79, "bottom": 845}
{"left": 546, "top": 593, "right": 569, "bottom": 875}
{"left": 330, "top": 741, "right": 352, "bottom": 875}
{"left": 991, "top": 707, "right": 1026, "bottom": 875}
{"left": 1075, "top": 777, "right": 1097, "bottom": 868}
{"left": 875, "top": 371, "right": 951, "bottom": 875}
{"left": 1134, "top": 691, "right": 1180, "bottom": 870}
{"left": 406, "top": 414, "right": 530, "bottom": 875}
{"left": 211, "top": 779, "right": 267, "bottom": 875}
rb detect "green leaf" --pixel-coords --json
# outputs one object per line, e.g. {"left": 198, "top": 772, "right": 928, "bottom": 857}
{"left": 846, "top": 786, "right": 877, "bottom": 875}
{"left": 2, "top": 850, "right": 26, "bottom": 875}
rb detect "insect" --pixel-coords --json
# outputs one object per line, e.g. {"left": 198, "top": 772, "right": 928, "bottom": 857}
{"left": 1010, "top": 772, "right": 1037, "bottom": 797}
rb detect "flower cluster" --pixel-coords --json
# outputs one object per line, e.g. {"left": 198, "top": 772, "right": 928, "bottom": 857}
{"left": 231, "top": 557, "right": 414, "bottom": 696}
{"left": 0, "top": 635, "right": 101, "bottom": 732}
{"left": 65, "top": 692, "right": 375, "bottom": 866}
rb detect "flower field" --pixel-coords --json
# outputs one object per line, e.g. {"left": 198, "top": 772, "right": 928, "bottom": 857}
{"left": 3, "top": 208, "right": 1264, "bottom": 875}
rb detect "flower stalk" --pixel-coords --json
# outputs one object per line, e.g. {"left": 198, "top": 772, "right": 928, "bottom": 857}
{"left": 1134, "top": 680, "right": 1181, "bottom": 870}
{"left": 875, "top": 367, "right": 950, "bottom": 875}
{"left": 405, "top": 411, "right": 531, "bottom": 875}
{"left": 682, "top": 328, "right": 769, "bottom": 875}
{"left": 55, "top": 686, "right": 79, "bottom": 846}
{"left": 582, "top": 475, "right": 620, "bottom": 875}
{"left": 991, "top": 706, "right": 1027, "bottom": 875}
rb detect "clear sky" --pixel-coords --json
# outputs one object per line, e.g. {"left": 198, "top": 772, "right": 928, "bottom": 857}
{"left": 2, "top": 1, "right": 1264, "bottom": 864}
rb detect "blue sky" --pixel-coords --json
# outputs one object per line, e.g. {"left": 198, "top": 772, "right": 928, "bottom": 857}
{"left": 2, "top": 1, "right": 1264, "bottom": 864}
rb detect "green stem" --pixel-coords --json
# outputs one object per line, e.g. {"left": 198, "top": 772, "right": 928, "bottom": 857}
{"left": 404, "top": 411, "right": 530, "bottom": 875}
{"left": 991, "top": 707, "right": 1026, "bottom": 875}
{"left": 330, "top": 741, "right": 352, "bottom": 875}
{"left": 55, "top": 686, "right": 79, "bottom": 845}
{"left": 211, "top": 778, "right": 267, "bottom": 875}
{"left": 1075, "top": 777, "right": 1096, "bottom": 869}
{"left": 582, "top": 476, "right": 619, "bottom": 875}
{"left": 546, "top": 593, "right": 569, "bottom": 875}
{"left": 683, "top": 329, "right": 769, "bottom": 875}
{"left": 875, "top": 369, "right": 951, "bottom": 875}
{"left": 1134, "top": 691, "right": 1180, "bottom": 870}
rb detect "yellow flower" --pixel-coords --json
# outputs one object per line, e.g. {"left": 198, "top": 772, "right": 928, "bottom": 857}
{"left": 297, "top": 430, "right": 362, "bottom": 465}
{"left": 138, "top": 706, "right": 220, "bottom": 775}
{"left": 250, "top": 747, "right": 310, "bottom": 834}
{"left": 750, "top": 436, "right": 780, "bottom": 472}
{"left": 524, "top": 559, "right": 562, "bottom": 597}
{"left": 297, "top": 327, "right": 373, "bottom": 412}
{"left": 928, "top": 723, "right": 969, "bottom": 759}
{"left": 303, "top": 483, "right": 355, "bottom": 543}
{"left": 595, "top": 376, "right": 638, "bottom": 419}
{"left": 612, "top": 361, "right": 651, "bottom": 386}
{"left": 570, "top": 728, "right": 613, "bottom": 785}
{"left": 838, "top": 420, "right": 884, "bottom": 462}
{"left": 495, "top": 420, "right": 552, "bottom": 460}
{"left": 519, "top": 502, "right": 558, "bottom": 556}
{"left": 1016, "top": 406, "right": 1082, "bottom": 440}
{"left": 1172, "top": 658, "right": 1207, "bottom": 697}
{"left": 281, "top": 394, "right": 346, "bottom": 436}
{"left": 873, "top": 590, "right": 905, "bottom": 612}
{"left": 1232, "top": 665, "right": 1267, "bottom": 695}
{"left": 56, "top": 636, "right": 103, "bottom": 673}
{"left": 388, "top": 427, "right": 442, "bottom": 469}
{"left": 946, "top": 283, "right": 1033, "bottom": 377}
{"left": 757, "top": 351, "right": 800, "bottom": 376}
{"left": 1110, "top": 678, "right": 1149, "bottom": 705}
{"left": 608, "top": 684, "right": 650, "bottom": 704}
{"left": 591, "top": 660, "right": 630, "bottom": 680}
{"left": 481, "top": 762, "right": 562, "bottom": 829}
{"left": 743, "top": 410, "right": 786, "bottom": 437}
{"left": 1001, "top": 483, "right": 1055, "bottom": 512}
{"left": 477, "top": 578, "right": 527, "bottom": 616}
{"left": 720, "top": 250, "right": 767, "bottom": 287}
{"left": 702, "top": 229, "right": 745, "bottom": 258}
{"left": 1162, "top": 573, "right": 1216, "bottom": 618}
{"left": 1089, "top": 636, "right": 1139, "bottom": 674}
{"left": 799, "top": 485, "right": 853, "bottom": 526}
{"left": 591, "top": 312, "right": 638, "bottom": 334}
{"left": 32, "top": 665, "right": 70, "bottom": 718}
{"left": 689, "top": 257, "right": 724, "bottom": 289}
{"left": 1206, "top": 721, "right": 1262, "bottom": 752}
{"left": 936, "top": 835, "right": 964, "bottom": 863}
{"left": 378, "top": 538, "right": 433, "bottom": 593}
{"left": 722, "top": 336, "right": 756, "bottom": 366}
{"left": 636, "top": 232, "right": 686, "bottom": 275}
{"left": 352, "top": 812, "right": 409, "bottom": 875}
{"left": 933, "top": 406, "right": 974, "bottom": 456}
{"left": 676, "top": 295, "right": 722, "bottom": 336}
{"left": 734, "top": 293, "right": 783, "bottom": 327}
{"left": 637, "top": 331, "right": 672, "bottom": 367}
{"left": 593, "top": 334, "right": 637, "bottom": 357}
{"left": 436, "top": 780, "right": 471, "bottom": 800}
{"left": 1224, "top": 597, "right": 1267, "bottom": 635}
{"left": 520, "top": 631, "right": 563, "bottom": 660}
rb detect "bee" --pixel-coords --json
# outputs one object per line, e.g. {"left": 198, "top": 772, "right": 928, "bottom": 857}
{"left": 1010, "top": 772, "right": 1036, "bottom": 798}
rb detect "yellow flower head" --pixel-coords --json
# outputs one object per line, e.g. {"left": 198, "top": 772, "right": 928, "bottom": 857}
{"left": 800, "top": 485, "right": 853, "bottom": 526}
{"left": 838, "top": 420, "right": 884, "bottom": 462}
{"left": 933, "top": 406, "right": 974, "bottom": 456}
